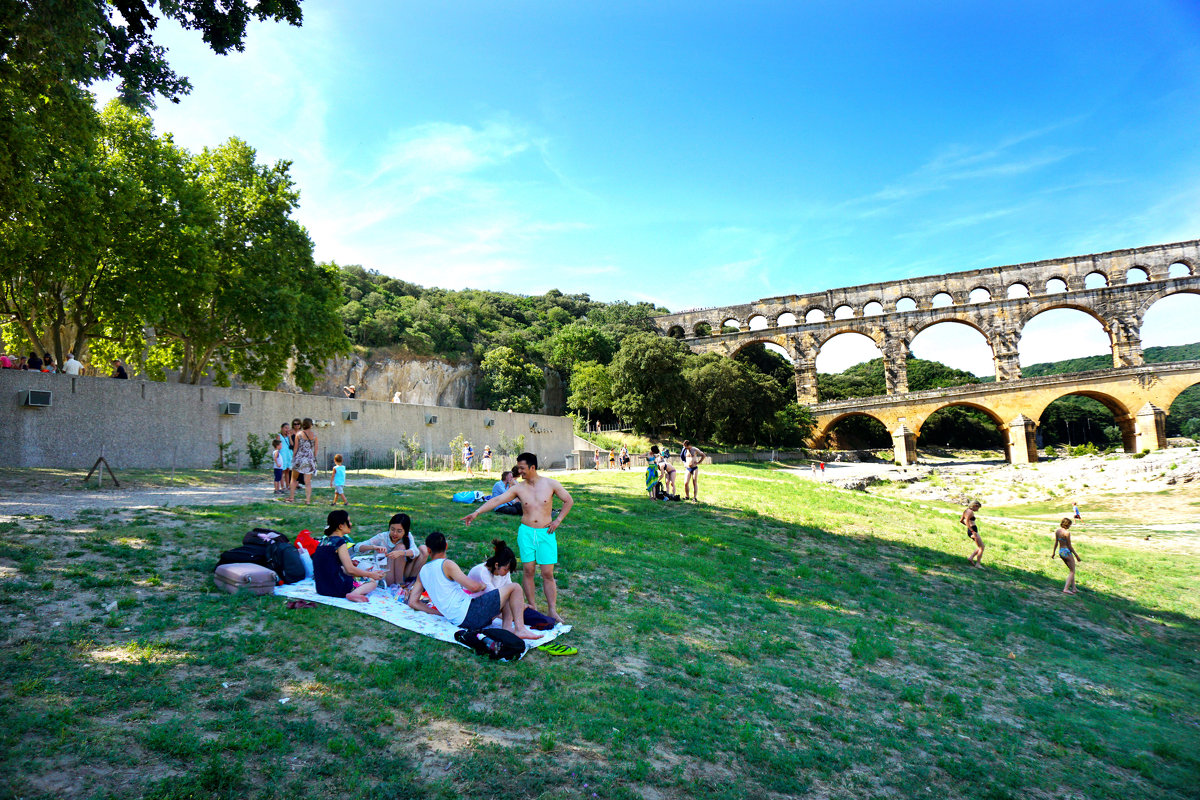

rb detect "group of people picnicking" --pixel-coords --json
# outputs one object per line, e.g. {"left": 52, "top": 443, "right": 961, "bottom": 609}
{"left": 310, "top": 452, "right": 572, "bottom": 640}
{"left": 0, "top": 352, "right": 128, "bottom": 378}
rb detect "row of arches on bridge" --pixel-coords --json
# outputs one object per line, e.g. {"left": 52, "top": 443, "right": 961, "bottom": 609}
{"left": 666, "top": 261, "right": 1195, "bottom": 337}
{"left": 815, "top": 384, "right": 1197, "bottom": 453}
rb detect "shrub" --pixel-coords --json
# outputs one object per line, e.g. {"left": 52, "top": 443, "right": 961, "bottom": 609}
{"left": 245, "top": 433, "right": 271, "bottom": 470}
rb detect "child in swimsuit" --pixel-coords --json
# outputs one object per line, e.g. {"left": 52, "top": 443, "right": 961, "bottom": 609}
{"left": 1051, "top": 517, "right": 1081, "bottom": 594}
{"left": 960, "top": 501, "right": 984, "bottom": 567}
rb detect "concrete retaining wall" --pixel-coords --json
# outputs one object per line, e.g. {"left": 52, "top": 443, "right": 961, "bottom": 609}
{"left": 0, "top": 371, "right": 574, "bottom": 471}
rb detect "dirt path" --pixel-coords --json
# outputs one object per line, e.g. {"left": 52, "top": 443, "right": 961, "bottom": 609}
{"left": 0, "top": 475, "right": 457, "bottom": 520}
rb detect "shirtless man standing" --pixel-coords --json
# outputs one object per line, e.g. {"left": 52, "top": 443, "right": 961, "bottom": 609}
{"left": 681, "top": 440, "right": 707, "bottom": 502}
{"left": 461, "top": 452, "right": 574, "bottom": 623}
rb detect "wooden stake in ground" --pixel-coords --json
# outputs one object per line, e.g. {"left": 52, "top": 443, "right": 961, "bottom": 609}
{"left": 84, "top": 456, "right": 120, "bottom": 489}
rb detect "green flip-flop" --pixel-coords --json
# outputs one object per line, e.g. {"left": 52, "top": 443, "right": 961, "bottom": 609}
{"left": 540, "top": 642, "right": 578, "bottom": 656}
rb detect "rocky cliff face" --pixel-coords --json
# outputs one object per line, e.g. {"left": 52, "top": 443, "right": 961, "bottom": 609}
{"left": 279, "top": 352, "right": 565, "bottom": 414}
{"left": 301, "top": 354, "right": 478, "bottom": 407}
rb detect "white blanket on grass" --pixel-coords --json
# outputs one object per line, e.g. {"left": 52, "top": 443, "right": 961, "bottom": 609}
{"left": 273, "top": 579, "right": 571, "bottom": 650}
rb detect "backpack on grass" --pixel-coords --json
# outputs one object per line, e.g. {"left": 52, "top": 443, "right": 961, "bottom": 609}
{"left": 454, "top": 627, "right": 527, "bottom": 662}
{"left": 242, "top": 528, "right": 289, "bottom": 547}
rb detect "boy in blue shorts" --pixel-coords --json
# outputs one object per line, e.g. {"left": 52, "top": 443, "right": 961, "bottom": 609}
{"left": 461, "top": 452, "right": 574, "bottom": 624}
{"left": 330, "top": 453, "right": 347, "bottom": 505}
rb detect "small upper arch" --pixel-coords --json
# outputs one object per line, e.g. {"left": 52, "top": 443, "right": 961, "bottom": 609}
{"left": 1007, "top": 282, "right": 1031, "bottom": 299}
{"left": 968, "top": 287, "right": 992, "bottom": 304}
{"left": 748, "top": 314, "right": 769, "bottom": 331}
{"left": 931, "top": 292, "right": 955, "bottom": 308}
{"left": 1045, "top": 277, "right": 1068, "bottom": 294}
{"left": 896, "top": 296, "right": 917, "bottom": 312}
{"left": 1168, "top": 261, "right": 1193, "bottom": 278}
{"left": 1125, "top": 266, "right": 1150, "bottom": 284}
{"left": 775, "top": 311, "right": 798, "bottom": 327}
{"left": 833, "top": 304, "right": 855, "bottom": 320}
{"left": 1084, "top": 271, "right": 1108, "bottom": 289}
{"left": 805, "top": 308, "right": 827, "bottom": 323}
{"left": 863, "top": 300, "right": 884, "bottom": 316}
{"left": 693, "top": 321, "right": 713, "bottom": 337}
{"left": 667, "top": 325, "right": 685, "bottom": 339}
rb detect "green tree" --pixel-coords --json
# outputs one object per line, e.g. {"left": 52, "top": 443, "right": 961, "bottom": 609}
{"left": 0, "top": 100, "right": 204, "bottom": 364}
{"left": 548, "top": 323, "right": 616, "bottom": 377}
{"left": 680, "top": 354, "right": 787, "bottom": 445}
{"left": 566, "top": 360, "right": 613, "bottom": 427}
{"left": 142, "top": 138, "right": 347, "bottom": 387}
{"left": 609, "top": 332, "right": 689, "bottom": 435}
{"left": 478, "top": 346, "right": 546, "bottom": 413}
{"left": 0, "top": 1, "right": 304, "bottom": 243}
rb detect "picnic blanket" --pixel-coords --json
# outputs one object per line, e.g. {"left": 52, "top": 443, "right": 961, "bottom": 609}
{"left": 273, "top": 578, "right": 572, "bottom": 650}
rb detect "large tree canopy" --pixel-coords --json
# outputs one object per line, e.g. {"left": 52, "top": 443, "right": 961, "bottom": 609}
{"left": 0, "top": 102, "right": 348, "bottom": 389}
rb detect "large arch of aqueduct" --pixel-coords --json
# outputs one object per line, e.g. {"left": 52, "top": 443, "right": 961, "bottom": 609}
{"left": 652, "top": 240, "right": 1200, "bottom": 465}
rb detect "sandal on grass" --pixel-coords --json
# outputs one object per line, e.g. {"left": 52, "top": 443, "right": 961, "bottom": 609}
{"left": 539, "top": 643, "right": 578, "bottom": 656}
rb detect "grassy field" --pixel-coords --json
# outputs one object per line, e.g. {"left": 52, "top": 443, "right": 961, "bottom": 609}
{"left": 1, "top": 465, "right": 1197, "bottom": 799}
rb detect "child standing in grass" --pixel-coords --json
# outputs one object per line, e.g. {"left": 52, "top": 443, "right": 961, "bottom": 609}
{"left": 271, "top": 439, "right": 284, "bottom": 494}
{"left": 314, "top": 510, "right": 383, "bottom": 602}
{"left": 1052, "top": 518, "right": 1081, "bottom": 594}
{"left": 330, "top": 454, "right": 347, "bottom": 505}
{"left": 961, "top": 501, "right": 984, "bottom": 567}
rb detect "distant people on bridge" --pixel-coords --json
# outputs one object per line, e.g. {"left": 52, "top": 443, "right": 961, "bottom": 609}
{"left": 27, "top": 352, "right": 42, "bottom": 371}
{"left": 391, "top": 391, "right": 402, "bottom": 403}
{"left": 0, "top": 354, "right": 12, "bottom": 369}
{"left": 960, "top": 501, "right": 984, "bottom": 567}
{"left": 110, "top": 359, "right": 127, "bottom": 379}
{"left": 343, "top": 384, "right": 356, "bottom": 398}
{"left": 1052, "top": 518, "right": 1081, "bottom": 594}
{"left": 41, "top": 354, "right": 56, "bottom": 373}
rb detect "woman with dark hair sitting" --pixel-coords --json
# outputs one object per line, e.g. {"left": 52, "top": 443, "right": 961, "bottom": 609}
{"left": 313, "top": 510, "right": 384, "bottom": 603}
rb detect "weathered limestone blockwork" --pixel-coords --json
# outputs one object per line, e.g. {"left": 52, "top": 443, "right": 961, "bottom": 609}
{"left": 655, "top": 241, "right": 1200, "bottom": 462}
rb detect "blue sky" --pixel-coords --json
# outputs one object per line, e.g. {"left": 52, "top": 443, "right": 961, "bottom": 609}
{"left": 100, "top": 0, "right": 1200, "bottom": 373}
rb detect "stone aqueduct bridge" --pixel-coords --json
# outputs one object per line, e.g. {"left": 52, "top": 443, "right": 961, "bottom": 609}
{"left": 652, "top": 240, "right": 1200, "bottom": 465}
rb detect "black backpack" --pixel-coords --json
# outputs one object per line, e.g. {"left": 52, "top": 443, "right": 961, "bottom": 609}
{"left": 454, "top": 627, "right": 527, "bottom": 662}
{"left": 266, "top": 540, "right": 305, "bottom": 584}
{"left": 243, "top": 528, "right": 289, "bottom": 547}
{"left": 216, "top": 543, "right": 273, "bottom": 570}
{"left": 215, "top": 538, "right": 304, "bottom": 584}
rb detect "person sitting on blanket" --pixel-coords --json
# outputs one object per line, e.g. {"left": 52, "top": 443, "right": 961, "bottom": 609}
{"left": 489, "top": 471, "right": 522, "bottom": 515}
{"left": 407, "top": 531, "right": 541, "bottom": 639}
{"left": 353, "top": 513, "right": 429, "bottom": 586}
{"left": 314, "top": 510, "right": 384, "bottom": 603}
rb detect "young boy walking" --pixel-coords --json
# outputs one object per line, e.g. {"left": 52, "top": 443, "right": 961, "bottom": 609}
{"left": 330, "top": 453, "right": 347, "bottom": 505}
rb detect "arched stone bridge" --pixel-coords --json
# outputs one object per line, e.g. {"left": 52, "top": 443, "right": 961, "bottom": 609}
{"left": 652, "top": 240, "right": 1200, "bottom": 464}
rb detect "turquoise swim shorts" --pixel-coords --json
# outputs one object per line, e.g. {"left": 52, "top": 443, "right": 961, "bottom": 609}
{"left": 517, "top": 523, "right": 557, "bottom": 565}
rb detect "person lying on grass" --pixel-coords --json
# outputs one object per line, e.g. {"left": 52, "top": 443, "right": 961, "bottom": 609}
{"left": 314, "top": 510, "right": 384, "bottom": 603}
{"left": 407, "top": 531, "right": 541, "bottom": 640}
{"left": 353, "top": 513, "right": 429, "bottom": 586}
